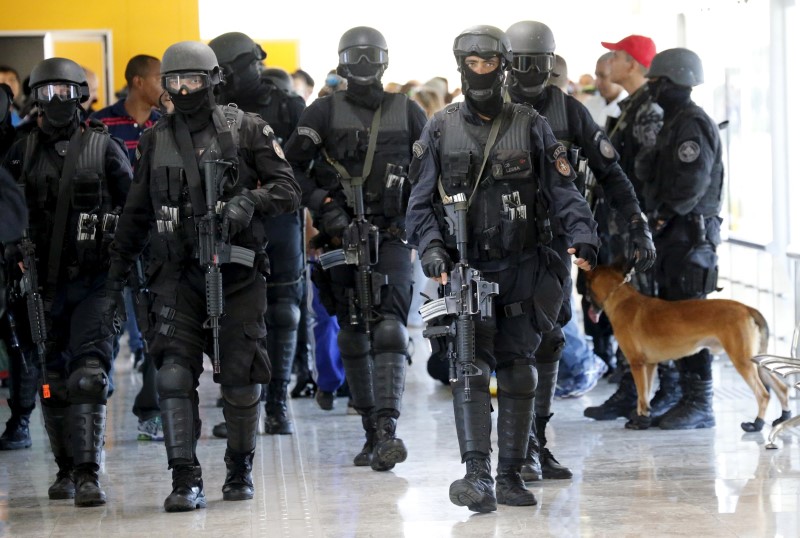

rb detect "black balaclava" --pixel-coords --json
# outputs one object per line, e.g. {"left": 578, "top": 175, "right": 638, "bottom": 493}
{"left": 340, "top": 61, "right": 384, "bottom": 110}
{"left": 461, "top": 60, "right": 504, "bottom": 119}
{"left": 171, "top": 84, "right": 216, "bottom": 131}
{"left": 648, "top": 78, "right": 691, "bottom": 115}
{"left": 219, "top": 55, "right": 262, "bottom": 105}
{"left": 39, "top": 98, "right": 80, "bottom": 140}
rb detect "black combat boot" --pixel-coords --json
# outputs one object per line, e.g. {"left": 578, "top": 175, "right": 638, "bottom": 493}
{"left": 164, "top": 464, "right": 206, "bottom": 512}
{"left": 536, "top": 414, "right": 572, "bottom": 480}
{"left": 0, "top": 414, "right": 32, "bottom": 450}
{"left": 584, "top": 372, "right": 637, "bottom": 420}
{"left": 519, "top": 431, "right": 542, "bottom": 482}
{"left": 264, "top": 379, "right": 293, "bottom": 435}
{"left": 658, "top": 373, "right": 715, "bottom": 430}
{"left": 496, "top": 462, "right": 537, "bottom": 506}
{"left": 49, "top": 456, "right": 76, "bottom": 499}
{"left": 371, "top": 414, "right": 407, "bottom": 472}
{"left": 649, "top": 363, "right": 682, "bottom": 420}
{"left": 449, "top": 456, "right": 497, "bottom": 513}
{"left": 73, "top": 463, "right": 106, "bottom": 507}
{"left": 222, "top": 449, "right": 255, "bottom": 501}
{"left": 353, "top": 413, "right": 376, "bottom": 467}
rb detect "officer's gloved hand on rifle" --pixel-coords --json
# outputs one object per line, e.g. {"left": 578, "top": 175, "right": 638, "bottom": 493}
{"left": 568, "top": 243, "right": 598, "bottom": 271}
{"left": 320, "top": 200, "right": 350, "bottom": 239}
{"left": 103, "top": 278, "right": 127, "bottom": 322}
{"left": 628, "top": 212, "right": 656, "bottom": 272}
{"left": 222, "top": 190, "right": 257, "bottom": 238}
{"left": 421, "top": 240, "right": 453, "bottom": 281}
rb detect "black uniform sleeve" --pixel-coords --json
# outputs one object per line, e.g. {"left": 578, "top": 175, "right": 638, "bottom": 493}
{"left": 657, "top": 117, "right": 716, "bottom": 216}
{"left": 0, "top": 166, "right": 27, "bottom": 242}
{"left": 568, "top": 97, "right": 642, "bottom": 220}
{"left": 407, "top": 99, "right": 429, "bottom": 140}
{"left": 2, "top": 139, "right": 25, "bottom": 180}
{"left": 108, "top": 131, "right": 155, "bottom": 281}
{"left": 405, "top": 116, "right": 442, "bottom": 252}
{"left": 242, "top": 114, "right": 300, "bottom": 216}
{"left": 103, "top": 135, "right": 133, "bottom": 208}
{"left": 283, "top": 98, "right": 333, "bottom": 213}
{"left": 533, "top": 117, "right": 599, "bottom": 248}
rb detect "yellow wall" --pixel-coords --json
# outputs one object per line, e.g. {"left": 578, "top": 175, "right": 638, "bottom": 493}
{"left": 254, "top": 40, "right": 299, "bottom": 74}
{"left": 1, "top": 0, "right": 200, "bottom": 99}
{"left": 52, "top": 40, "right": 106, "bottom": 108}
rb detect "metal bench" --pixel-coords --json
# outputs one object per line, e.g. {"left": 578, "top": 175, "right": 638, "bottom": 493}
{"left": 752, "top": 322, "right": 800, "bottom": 449}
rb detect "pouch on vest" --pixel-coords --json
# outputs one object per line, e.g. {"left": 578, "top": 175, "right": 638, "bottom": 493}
{"left": 532, "top": 245, "right": 570, "bottom": 333}
{"left": 499, "top": 191, "right": 527, "bottom": 252}
{"left": 679, "top": 241, "right": 718, "bottom": 297}
{"left": 382, "top": 163, "right": 409, "bottom": 218}
{"left": 445, "top": 151, "right": 473, "bottom": 189}
{"left": 71, "top": 173, "right": 102, "bottom": 211}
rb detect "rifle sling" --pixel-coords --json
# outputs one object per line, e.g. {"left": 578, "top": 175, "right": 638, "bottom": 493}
{"left": 46, "top": 127, "right": 86, "bottom": 293}
{"left": 173, "top": 115, "right": 207, "bottom": 218}
{"left": 437, "top": 112, "right": 503, "bottom": 208}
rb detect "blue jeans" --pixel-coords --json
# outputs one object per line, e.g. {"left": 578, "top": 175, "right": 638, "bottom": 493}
{"left": 122, "top": 287, "right": 143, "bottom": 352}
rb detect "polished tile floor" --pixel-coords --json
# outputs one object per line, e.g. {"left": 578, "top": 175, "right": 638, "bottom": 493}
{"left": 1, "top": 328, "right": 799, "bottom": 537}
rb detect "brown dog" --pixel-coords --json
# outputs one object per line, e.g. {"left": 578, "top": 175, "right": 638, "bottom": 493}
{"left": 584, "top": 265, "right": 791, "bottom": 431}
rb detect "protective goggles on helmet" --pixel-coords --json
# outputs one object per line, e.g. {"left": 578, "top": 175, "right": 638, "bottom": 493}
{"left": 512, "top": 54, "right": 554, "bottom": 74}
{"left": 454, "top": 34, "right": 504, "bottom": 58}
{"left": 33, "top": 83, "right": 82, "bottom": 103}
{"left": 339, "top": 46, "right": 388, "bottom": 65}
{"left": 162, "top": 72, "right": 211, "bottom": 94}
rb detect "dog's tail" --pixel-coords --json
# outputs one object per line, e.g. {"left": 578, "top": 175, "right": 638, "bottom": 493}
{"left": 747, "top": 307, "right": 770, "bottom": 354}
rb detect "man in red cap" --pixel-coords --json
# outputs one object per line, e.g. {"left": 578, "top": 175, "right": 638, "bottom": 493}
{"left": 583, "top": 35, "right": 679, "bottom": 425}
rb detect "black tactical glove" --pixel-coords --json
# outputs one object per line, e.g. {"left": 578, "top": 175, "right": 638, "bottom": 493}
{"left": 628, "top": 212, "right": 656, "bottom": 272}
{"left": 570, "top": 243, "right": 598, "bottom": 270}
{"left": 104, "top": 278, "right": 127, "bottom": 322}
{"left": 222, "top": 190, "right": 257, "bottom": 238}
{"left": 320, "top": 201, "right": 350, "bottom": 239}
{"left": 421, "top": 240, "right": 453, "bottom": 279}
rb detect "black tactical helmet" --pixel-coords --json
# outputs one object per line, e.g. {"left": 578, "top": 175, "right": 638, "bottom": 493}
{"left": 647, "top": 48, "right": 704, "bottom": 87}
{"left": 208, "top": 32, "right": 266, "bottom": 65}
{"left": 505, "top": 21, "right": 556, "bottom": 55}
{"left": 29, "top": 57, "right": 90, "bottom": 103}
{"left": 452, "top": 25, "right": 513, "bottom": 69}
{"left": 338, "top": 26, "right": 388, "bottom": 61}
{"left": 161, "top": 41, "right": 222, "bottom": 85}
{"left": 337, "top": 27, "right": 389, "bottom": 85}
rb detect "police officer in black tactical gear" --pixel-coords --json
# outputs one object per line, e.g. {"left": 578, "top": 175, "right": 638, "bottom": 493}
{"left": 406, "top": 25, "right": 599, "bottom": 512}
{"left": 504, "top": 20, "right": 656, "bottom": 482}
{"left": 283, "top": 26, "right": 427, "bottom": 472}
{"left": 107, "top": 41, "right": 300, "bottom": 512}
{"left": 635, "top": 48, "right": 723, "bottom": 430}
{"left": 208, "top": 31, "right": 306, "bottom": 436}
{"left": 2, "top": 57, "right": 133, "bottom": 506}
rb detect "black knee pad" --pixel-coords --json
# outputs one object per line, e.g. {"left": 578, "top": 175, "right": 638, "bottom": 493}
{"left": 221, "top": 384, "right": 261, "bottom": 408}
{"left": 535, "top": 327, "right": 565, "bottom": 364}
{"left": 267, "top": 301, "right": 301, "bottom": 330}
{"left": 372, "top": 318, "right": 408, "bottom": 355}
{"left": 67, "top": 358, "right": 109, "bottom": 404}
{"left": 496, "top": 362, "right": 536, "bottom": 399}
{"left": 338, "top": 329, "right": 370, "bottom": 357}
{"left": 157, "top": 360, "right": 194, "bottom": 399}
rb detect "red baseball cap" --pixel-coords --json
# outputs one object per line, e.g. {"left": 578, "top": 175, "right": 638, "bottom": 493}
{"left": 601, "top": 35, "right": 657, "bottom": 68}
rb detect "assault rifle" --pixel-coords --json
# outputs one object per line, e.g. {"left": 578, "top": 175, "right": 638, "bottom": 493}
{"left": 419, "top": 193, "right": 499, "bottom": 401}
{"left": 318, "top": 177, "right": 386, "bottom": 337}
{"left": 197, "top": 160, "right": 256, "bottom": 374}
{"left": 17, "top": 231, "right": 50, "bottom": 398}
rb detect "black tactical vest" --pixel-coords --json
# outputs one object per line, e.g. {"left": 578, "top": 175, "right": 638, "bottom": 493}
{"left": 325, "top": 92, "right": 411, "bottom": 216}
{"left": 250, "top": 83, "right": 300, "bottom": 144}
{"left": 20, "top": 126, "right": 113, "bottom": 269}
{"left": 539, "top": 87, "right": 571, "bottom": 145}
{"left": 438, "top": 102, "right": 541, "bottom": 261}
{"left": 147, "top": 105, "right": 261, "bottom": 263}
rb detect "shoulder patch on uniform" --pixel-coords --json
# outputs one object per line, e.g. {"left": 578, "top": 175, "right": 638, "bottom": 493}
{"left": 272, "top": 139, "right": 285, "bottom": 159}
{"left": 555, "top": 156, "right": 572, "bottom": 177}
{"left": 677, "top": 140, "right": 700, "bottom": 163}
{"left": 297, "top": 126, "right": 322, "bottom": 145}
{"left": 599, "top": 137, "right": 616, "bottom": 159}
{"left": 412, "top": 141, "right": 426, "bottom": 159}
{"left": 263, "top": 124, "right": 274, "bottom": 137}
{"left": 550, "top": 143, "right": 567, "bottom": 161}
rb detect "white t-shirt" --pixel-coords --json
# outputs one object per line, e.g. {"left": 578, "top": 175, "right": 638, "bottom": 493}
{"left": 584, "top": 91, "right": 628, "bottom": 129}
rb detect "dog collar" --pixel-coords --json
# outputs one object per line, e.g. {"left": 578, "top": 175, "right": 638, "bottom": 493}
{"left": 596, "top": 267, "right": 636, "bottom": 312}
